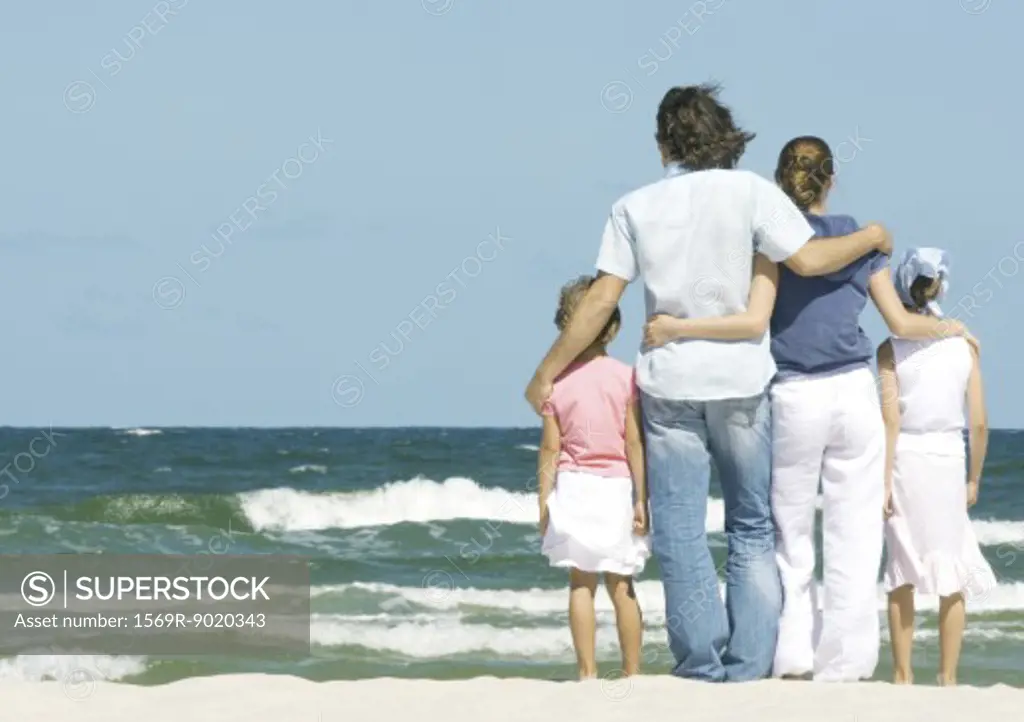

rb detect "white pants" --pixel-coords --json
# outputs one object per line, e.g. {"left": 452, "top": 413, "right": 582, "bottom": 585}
{"left": 771, "top": 368, "right": 885, "bottom": 682}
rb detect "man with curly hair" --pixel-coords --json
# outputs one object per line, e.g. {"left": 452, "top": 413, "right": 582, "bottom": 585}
{"left": 524, "top": 83, "right": 892, "bottom": 682}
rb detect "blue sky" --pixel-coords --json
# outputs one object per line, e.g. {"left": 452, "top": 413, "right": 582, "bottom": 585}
{"left": 2, "top": 0, "right": 1022, "bottom": 427}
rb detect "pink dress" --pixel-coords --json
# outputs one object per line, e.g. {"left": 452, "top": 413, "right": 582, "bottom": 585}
{"left": 540, "top": 356, "right": 650, "bottom": 575}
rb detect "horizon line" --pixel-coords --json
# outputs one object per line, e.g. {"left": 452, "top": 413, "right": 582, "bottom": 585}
{"left": 0, "top": 424, "right": 1020, "bottom": 433}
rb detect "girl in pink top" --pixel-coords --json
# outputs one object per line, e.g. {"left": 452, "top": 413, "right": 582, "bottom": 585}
{"left": 538, "top": 275, "right": 651, "bottom": 680}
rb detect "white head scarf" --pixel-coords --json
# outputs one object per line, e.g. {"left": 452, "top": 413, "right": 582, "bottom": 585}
{"left": 893, "top": 247, "right": 950, "bottom": 317}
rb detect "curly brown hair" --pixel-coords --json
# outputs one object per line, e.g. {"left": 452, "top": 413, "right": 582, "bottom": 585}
{"left": 655, "top": 83, "right": 755, "bottom": 171}
{"left": 775, "top": 136, "right": 835, "bottom": 210}
{"left": 554, "top": 275, "right": 621, "bottom": 346}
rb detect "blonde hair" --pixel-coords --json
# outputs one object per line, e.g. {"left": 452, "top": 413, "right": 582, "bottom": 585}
{"left": 775, "top": 136, "right": 835, "bottom": 210}
{"left": 554, "top": 275, "right": 621, "bottom": 347}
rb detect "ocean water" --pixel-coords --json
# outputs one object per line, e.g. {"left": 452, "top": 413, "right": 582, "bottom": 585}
{"left": 1, "top": 426, "right": 1023, "bottom": 687}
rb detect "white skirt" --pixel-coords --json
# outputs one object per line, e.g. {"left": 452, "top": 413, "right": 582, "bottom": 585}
{"left": 541, "top": 470, "right": 650, "bottom": 576}
{"left": 883, "top": 435, "right": 996, "bottom": 598}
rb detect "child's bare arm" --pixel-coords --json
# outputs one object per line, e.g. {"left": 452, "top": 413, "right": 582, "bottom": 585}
{"left": 625, "top": 398, "right": 645, "bottom": 503}
{"left": 877, "top": 341, "right": 901, "bottom": 513}
{"left": 868, "top": 268, "right": 973, "bottom": 345}
{"left": 538, "top": 413, "right": 561, "bottom": 531}
{"left": 643, "top": 254, "right": 778, "bottom": 346}
{"left": 966, "top": 345, "right": 988, "bottom": 493}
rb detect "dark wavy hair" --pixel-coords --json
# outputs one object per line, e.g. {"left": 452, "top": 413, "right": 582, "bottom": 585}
{"left": 908, "top": 276, "right": 942, "bottom": 311}
{"left": 655, "top": 83, "right": 755, "bottom": 171}
{"left": 775, "top": 136, "right": 835, "bottom": 210}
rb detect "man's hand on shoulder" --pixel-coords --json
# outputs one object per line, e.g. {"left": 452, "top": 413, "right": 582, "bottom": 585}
{"left": 525, "top": 373, "right": 554, "bottom": 416}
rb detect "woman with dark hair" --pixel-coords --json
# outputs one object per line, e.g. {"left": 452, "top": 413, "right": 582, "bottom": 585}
{"left": 643, "top": 136, "right": 977, "bottom": 682}
{"left": 525, "top": 85, "right": 894, "bottom": 682}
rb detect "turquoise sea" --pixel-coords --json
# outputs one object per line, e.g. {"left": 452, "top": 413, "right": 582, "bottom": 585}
{"left": 1, "top": 427, "right": 1022, "bottom": 686}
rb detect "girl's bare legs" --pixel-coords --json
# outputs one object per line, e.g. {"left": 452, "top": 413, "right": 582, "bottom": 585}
{"left": 569, "top": 569, "right": 599, "bottom": 679}
{"left": 938, "top": 593, "right": 966, "bottom": 686}
{"left": 604, "top": 573, "right": 643, "bottom": 676}
{"left": 887, "top": 585, "right": 915, "bottom": 684}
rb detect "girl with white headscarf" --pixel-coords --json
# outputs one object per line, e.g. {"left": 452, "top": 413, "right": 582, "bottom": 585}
{"left": 878, "top": 247, "right": 995, "bottom": 686}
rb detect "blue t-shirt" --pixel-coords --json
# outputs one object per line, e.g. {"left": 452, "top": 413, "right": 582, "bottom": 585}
{"left": 770, "top": 214, "right": 888, "bottom": 377}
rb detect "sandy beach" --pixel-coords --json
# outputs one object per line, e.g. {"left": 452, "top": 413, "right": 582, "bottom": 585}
{"left": 5, "top": 674, "right": 1023, "bottom": 721}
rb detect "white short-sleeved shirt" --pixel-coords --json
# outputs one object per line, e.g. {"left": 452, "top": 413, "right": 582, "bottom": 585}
{"left": 596, "top": 166, "right": 814, "bottom": 401}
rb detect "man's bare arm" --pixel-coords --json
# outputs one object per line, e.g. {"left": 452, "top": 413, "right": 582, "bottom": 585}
{"left": 784, "top": 224, "right": 890, "bottom": 277}
{"left": 536, "top": 273, "right": 626, "bottom": 378}
{"left": 524, "top": 273, "right": 628, "bottom": 414}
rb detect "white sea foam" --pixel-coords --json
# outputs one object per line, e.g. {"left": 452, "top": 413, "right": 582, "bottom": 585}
{"left": 515, "top": 444, "right": 540, "bottom": 452}
{"left": 232, "top": 475, "right": 1024, "bottom": 548}
{"left": 314, "top": 580, "right": 667, "bottom": 615}
{"left": 0, "top": 654, "right": 146, "bottom": 682}
{"left": 238, "top": 478, "right": 726, "bottom": 533}
{"left": 972, "top": 520, "right": 1024, "bottom": 547}
{"left": 237, "top": 477, "right": 1024, "bottom": 547}
{"left": 238, "top": 478, "right": 536, "bottom": 532}
{"left": 289, "top": 464, "right": 328, "bottom": 474}
{"left": 118, "top": 428, "right": 162, "bottom": 437}
{"left": 316, "top": 579, "right": 1024, "bottom": 617}
{"left": 311, "top": 616, "right": 593, "bottom": 658}
{"left": 311, "top": 615, "right": 1024, "bottom": 659}
{"left": 309, "top": 584, "right": 1024, "bottom": 658}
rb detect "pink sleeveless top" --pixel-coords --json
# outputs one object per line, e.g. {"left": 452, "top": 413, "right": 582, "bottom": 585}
{"left": 542, "top": 356, "right": 636, "bottom": 478}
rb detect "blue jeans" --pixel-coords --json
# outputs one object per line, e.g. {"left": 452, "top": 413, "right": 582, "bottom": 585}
{"left": 641, "top": 391, "right": 781, "bottom": 682}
